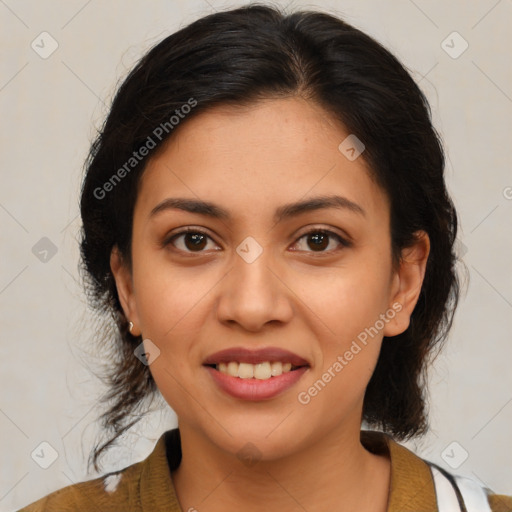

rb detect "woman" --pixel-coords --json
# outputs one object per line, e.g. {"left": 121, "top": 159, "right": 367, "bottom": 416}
{"left": 18, "top": 3, "right": 511, "bottom": 511}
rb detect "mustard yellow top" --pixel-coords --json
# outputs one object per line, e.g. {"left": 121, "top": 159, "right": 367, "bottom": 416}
{"left": 17, "top": 429, "right": 512, "bottom": 511}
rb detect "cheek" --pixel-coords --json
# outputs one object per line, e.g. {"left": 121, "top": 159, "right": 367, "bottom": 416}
{"left": 297, "top": 272, "right": 389, "bottom": 418}
{"left": 132, "top": 252, "right": 214, "bottom": 339}
{"left": 296, "top": 254, "right": 392, "bottom": 406}
{"left": 132, "top": 265, "right": 211, "bottom": 417}
{"left": 308, "top": 259, "right": 392, "bottom": 345}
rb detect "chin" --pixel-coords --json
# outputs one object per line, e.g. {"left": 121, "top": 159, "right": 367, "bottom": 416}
{"left": 198, "top": 417, "right": 313, "bottom": 463}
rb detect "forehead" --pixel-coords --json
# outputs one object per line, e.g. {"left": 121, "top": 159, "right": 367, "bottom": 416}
{"left": 136, "top": 97, "right": 389, "bottom": 224}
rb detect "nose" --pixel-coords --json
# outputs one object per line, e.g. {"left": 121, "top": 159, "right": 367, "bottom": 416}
{"left": 215, "top": 242, "right": 294, "bottom": 332}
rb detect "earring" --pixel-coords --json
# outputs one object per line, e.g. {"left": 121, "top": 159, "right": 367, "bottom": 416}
{"left": 129, "top": 321, "right": 134, "bottom": 334}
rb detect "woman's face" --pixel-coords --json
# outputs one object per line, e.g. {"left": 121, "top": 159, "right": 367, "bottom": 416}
{"left": 112, "top": 97, "right": 428, "bottom": 460}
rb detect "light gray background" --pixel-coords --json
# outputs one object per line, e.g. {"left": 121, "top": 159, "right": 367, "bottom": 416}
{"left": 1, "top": 1, "right": 511, "bottom": 510}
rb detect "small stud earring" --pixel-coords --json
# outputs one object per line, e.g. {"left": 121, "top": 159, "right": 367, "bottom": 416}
{"left": 129, "top": 321, "right": 134, "bottom": 334}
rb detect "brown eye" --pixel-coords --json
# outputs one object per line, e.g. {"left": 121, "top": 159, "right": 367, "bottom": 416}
{"left": 182, "top": 232, "right": 208, "bottom": 251}
{"left": 307, "top": 232, "right": 329, "bottom": 251}
{"left": 164, "top": 229, "right": 219, "bottom": 253}
{"left": 293, "top": 229, "right": 349, "bottom": 253}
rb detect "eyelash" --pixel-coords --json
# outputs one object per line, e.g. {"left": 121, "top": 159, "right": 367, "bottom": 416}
{"left": 162, "top": 227, "right": 351, "bottom": 255}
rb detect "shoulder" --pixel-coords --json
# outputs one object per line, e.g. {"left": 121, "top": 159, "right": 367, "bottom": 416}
{"left": 488, "top": 493, "right": 512, "bottom": 512}
{"left": 361, "top": 430, "right": 512, "bottom": 512}
{"left": 16, "top": 430, "right": 181, "bottom": 512}
{"left": 16, "top": 461, "right": 143, "bottom": 512}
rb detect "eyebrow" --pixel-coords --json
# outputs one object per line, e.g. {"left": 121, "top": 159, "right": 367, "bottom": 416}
{"left": 149, "top": 194, "right": 366, "bottom": 223}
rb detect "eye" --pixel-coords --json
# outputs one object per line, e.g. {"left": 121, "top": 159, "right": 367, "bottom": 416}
{"left": 163, "top": 227, "right": 220, "bottom": 253}
{"left": 163, "top": 227, "right": 350, "bottom": 255}
{"left": 291, "top": 228, "right": 350, "bottom": 253}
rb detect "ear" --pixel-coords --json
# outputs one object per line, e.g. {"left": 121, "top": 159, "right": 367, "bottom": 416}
{"left": 110, "top": 246, "right": 141, "bottom": 336}
{"left": 383, "top": 230, "right": 430, "bottom": 337}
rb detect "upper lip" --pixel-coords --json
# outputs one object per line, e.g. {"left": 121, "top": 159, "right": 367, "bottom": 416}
{"left": 203, "top": 347, "right": 310, "bottom": 366}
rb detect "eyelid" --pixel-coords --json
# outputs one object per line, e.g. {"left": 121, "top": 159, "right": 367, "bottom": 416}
{"left": 162, "top": 226, "right": 220, "bottom": 249}
{"left": 291, "top": 226, "right": 352, "bottom": 252}
{"left": 163, "top": 224, "right": 352, "bottom": 254}
{"left": 294, "top": 225, "right": 352, "bottom": 244}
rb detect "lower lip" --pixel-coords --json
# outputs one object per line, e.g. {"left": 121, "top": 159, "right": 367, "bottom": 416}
{"left": 204, "top": 365, "right": 308, "bottom": 401}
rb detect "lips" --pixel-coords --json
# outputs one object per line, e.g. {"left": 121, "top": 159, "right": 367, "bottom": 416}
{"left": 203, "top": 347, "right": 310, "bottom": 400}
{"left": 202, "top": 347, "right": 310, "bottom": 367}
{"left": 205, "top": 364, "right": 308, "bottom": 400}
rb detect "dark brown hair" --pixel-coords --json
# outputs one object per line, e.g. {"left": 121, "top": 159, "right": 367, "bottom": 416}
{"left": 79, "top": 3, "right": 461, "bottom": 473}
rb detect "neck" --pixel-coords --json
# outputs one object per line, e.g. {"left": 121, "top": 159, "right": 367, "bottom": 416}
{"left": 171, "top": 424, "right": 390, "bottom": 512}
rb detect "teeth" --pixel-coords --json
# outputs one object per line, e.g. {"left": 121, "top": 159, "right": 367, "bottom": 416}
{"left": 254, "top": 362, "right": 271, "bottom": 380}
{"left": 215, "top": 361, "right": 295, "bottom": 379}
{"left": 238, "top": 362, "right": 254, "bottom": 379}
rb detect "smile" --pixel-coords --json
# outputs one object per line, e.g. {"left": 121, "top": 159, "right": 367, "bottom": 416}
{"left": 203, "top": 346, "right": 310, "bottom": 400}
{"left": 212, "top": 361, "right": 299, "bottom": 379}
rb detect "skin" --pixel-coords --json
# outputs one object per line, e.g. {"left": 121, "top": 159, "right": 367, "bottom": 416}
{"left": 111, "top": 96, "right": 430, "bottom": 512}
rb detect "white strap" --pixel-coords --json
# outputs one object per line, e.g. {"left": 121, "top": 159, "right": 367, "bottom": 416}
{"left": 453, "top": 475, "right": 492, "bottom": 512}
{"left": 431, "top": 465, "right": 492, "bottom": 512}
{"left": 431, "top": 466, "right": 462, "bottom": 511}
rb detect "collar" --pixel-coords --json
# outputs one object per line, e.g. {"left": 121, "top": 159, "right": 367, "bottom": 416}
{"left": 139, "top": 430, "right": 181, "bottom": 511}
{"left": 361, "top": 430, "right": 437, "bottom": 511}
{"left": 139, "top": 429, "right": 438, "bottom": 512}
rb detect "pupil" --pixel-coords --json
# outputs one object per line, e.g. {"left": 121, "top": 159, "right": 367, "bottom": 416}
{"left": 183, "top": 232, "right": 329, "bottom": 252}
{"left": 186, "top": 233, "right": 206, "bottom": 251}
{"left": 309, "top": 233, "right": 328, "bottom": 251}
